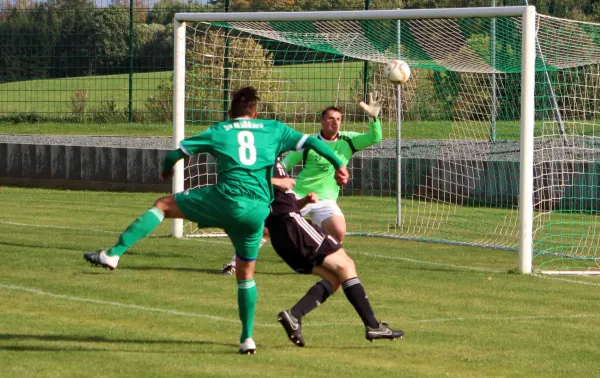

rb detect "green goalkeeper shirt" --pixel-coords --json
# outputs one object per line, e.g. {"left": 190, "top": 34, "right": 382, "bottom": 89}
{"left": 282, "top": 118, "right": 382, "bottom": 201}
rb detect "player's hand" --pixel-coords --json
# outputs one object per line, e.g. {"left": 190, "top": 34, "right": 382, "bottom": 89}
{"left": 272, "top": 177, "right": 296, "bottom": 190}
{"left": 334, "top": 166, "right": 349, "bottom": 186}
{"left": 359, "top": 92, "right": 382, "bottom": 119}
{"left": 160, "top": 170, "right": 173, "bottom": 181}
{"left": 306, "top": 192, "right": 319, "bottom": 204}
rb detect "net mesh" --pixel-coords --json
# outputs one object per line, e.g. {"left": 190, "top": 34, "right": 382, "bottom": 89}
{"left": 181, "top": 13, "right": 600, "bottom": 272}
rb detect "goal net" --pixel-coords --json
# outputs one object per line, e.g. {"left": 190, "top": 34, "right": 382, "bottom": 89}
{"left": 173, "top": 8, "right": 600, "bottom": 274}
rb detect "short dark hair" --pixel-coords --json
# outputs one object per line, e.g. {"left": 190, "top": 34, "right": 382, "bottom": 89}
{"left": 230, "top": 86, "right": 259, "bottom": 118}
{"left": 321, "top": 106, "right": 342, "bottom": 119}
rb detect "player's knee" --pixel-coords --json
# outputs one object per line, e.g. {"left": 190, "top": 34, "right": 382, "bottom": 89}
{"left": 153, "top": 195, "right": 171, "bottom": 210}
{"left": 328, "top": 279, "right": 341, "bottom": 292}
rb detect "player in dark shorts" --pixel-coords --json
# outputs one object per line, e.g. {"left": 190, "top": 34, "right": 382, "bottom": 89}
{"left": 268, "top": 159, "right": 404, "bottom": 347}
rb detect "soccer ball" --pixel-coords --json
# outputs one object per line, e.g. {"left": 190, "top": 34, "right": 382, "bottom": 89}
{"left": 384, "top": 60, "right": 411, "bottom": 85}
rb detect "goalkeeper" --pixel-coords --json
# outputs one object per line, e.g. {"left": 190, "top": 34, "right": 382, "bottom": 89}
{"left": 282, "top": 92, "right": 383, "bottom": 243}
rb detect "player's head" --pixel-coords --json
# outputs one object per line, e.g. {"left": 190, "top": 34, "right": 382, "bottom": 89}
{"left": 229, "top": 86, "right": 259, "bottom": 118}
{"left": 320, "top": 106, "right": 343, "bottom": 139}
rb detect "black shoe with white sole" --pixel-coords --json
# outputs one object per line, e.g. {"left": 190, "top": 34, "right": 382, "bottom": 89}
{"left": 277, "top": 310, "right": 305, "bottom": 347}
{"left": 365, "top": 323, "right": 404, "bottom": 342}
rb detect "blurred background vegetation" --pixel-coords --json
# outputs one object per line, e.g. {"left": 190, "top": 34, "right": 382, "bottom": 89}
{"left": 0, "top": 0, "right": 597, "bottom": 125}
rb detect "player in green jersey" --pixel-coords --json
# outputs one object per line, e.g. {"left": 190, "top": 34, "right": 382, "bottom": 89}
{"left": 83, "top": 86, "right": 348, "bottom": 354}
{"left": 282, "top": 93, "right": 383, "bottom": 243}
{"left": 219, "top": 93, "right": 383, "bottom": 275}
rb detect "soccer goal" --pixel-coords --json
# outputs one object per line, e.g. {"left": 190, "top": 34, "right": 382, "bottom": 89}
{"left": 172, "top": 7, "right": 600, "bottom": 275}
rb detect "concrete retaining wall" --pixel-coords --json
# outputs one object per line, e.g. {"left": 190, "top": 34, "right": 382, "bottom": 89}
{"left": 0, "top": 143, "right": 171, "bottom": 192}
{"left": 2, "top": 142, "right": 599, "bottom": 211}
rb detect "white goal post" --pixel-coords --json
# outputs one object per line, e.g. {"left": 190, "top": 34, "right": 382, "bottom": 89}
{"left": 171, "top": 7, "right": 537, "bottom": 274}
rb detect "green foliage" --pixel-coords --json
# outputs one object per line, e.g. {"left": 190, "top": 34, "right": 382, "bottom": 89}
{"left": 147, "top": 30, "right": 284, "bottom": 124}
{"left": 70, "top": 89, "right": 88, "bottom": 119}
{"left": 147, "top": 0, "right": 206, "bottom": 25}
{"left": 89, "top": 100, "right": 127, "bottom": 122}
{"left": 89, "top": 6, "right": 129, "bottom": 68}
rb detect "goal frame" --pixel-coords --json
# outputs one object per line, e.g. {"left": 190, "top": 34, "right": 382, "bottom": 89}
{"left": 171, "top": 6, "right": 537, "bottom": 274}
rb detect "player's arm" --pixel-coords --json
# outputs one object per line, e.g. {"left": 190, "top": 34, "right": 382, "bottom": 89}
{"left": 162, "top": 128, "right": 215, "bottom": 179}
{"left": 296, "top": 192, "right": 318, "bottom": 210}
{"left": 281, "top": 151, "right": 303, "bottom": 172}
{"left": 302, "top": 136, "right": 348, "bottom": 185}
{"left": 302, "top": 135, "right": 343, "bottom": 168}
{"left": 161, "top": 149, "right": 186, "bottom": 179}
{"left": 271, "top": 177, "right": 295, "bottom": 191}
{"left": 352, "top": 92, "right": 383, "bottom": 151}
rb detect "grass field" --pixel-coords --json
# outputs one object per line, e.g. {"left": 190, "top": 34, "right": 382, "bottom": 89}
{"left": 2, "top": 186, "right": 600, "bottom": 377}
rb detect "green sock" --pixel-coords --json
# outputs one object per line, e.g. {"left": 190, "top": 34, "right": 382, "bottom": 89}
{"left": 237, "top": 278, "right": 257, "bottom": 343}
{"left": 107, "top": 207, "right": 164, "bottom": 257}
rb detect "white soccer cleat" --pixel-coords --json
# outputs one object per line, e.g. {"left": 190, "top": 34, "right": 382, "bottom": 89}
{"left": 83, "top": 249, "right": 120, "bottom": 270}
{"left": 238, "top": 338, "right": 256, "bottom": 354}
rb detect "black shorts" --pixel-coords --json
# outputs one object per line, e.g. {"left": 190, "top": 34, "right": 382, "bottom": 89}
{"left": 265, "top": 212, "right": 342, "bottom": 274}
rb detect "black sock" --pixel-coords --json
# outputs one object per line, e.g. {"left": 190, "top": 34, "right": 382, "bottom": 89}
{"left": 342, "top": 277, "right": 379, "bottom": 328}
{"left": 290, "top": 280, "right": 333, "bottom": 320}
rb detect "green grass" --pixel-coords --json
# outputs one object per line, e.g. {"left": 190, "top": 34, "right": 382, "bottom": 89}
{"left": 0, "top": 72, "right": 171, "bottom": 114}
{"left": 0, "top": 119, "right": 523, "bottom": 141}
{"left": 1, "top": 186, "right": 600, "bottom": 377}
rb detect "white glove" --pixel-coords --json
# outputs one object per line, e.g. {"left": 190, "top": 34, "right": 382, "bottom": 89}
{"left": 359, "top": 92, "right": 382, "bottom": 120}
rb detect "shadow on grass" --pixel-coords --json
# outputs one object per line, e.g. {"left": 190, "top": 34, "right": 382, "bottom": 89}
{"left": 123, "top": 266, "right": 296, "bottom": 276}
{"left": 0, "top": 333, "right": 237, "bottom": 349}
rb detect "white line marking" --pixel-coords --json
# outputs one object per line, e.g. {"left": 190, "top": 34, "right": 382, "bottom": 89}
{"left": 0, "top": 221, "right": 122, "bottom": 234}
{"left": 414, "top": 313, "right": 598, "bottom": 324}
{"left": 353, "top": 251, "right": 506, "bottom": 273}
{"left": 2, "top": 283, "right": 597, "bottom": 327}
{"left": 0, "top": 283, "right": 275, "bottom": 328}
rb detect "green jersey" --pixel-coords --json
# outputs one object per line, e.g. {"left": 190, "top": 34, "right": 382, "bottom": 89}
{"left": 282, "top": 118, "right": 382, "bottom": 201}
{"left": 180, "top": 118, "right": 306, "bottom": 204}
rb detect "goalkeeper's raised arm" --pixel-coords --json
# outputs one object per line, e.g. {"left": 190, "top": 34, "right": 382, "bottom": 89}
{"left": 281, "top": 93, "right": 384, "bottom": 243}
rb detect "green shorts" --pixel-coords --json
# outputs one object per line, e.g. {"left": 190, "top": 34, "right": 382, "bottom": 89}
{"left": 174, "top": 185, "right": 270, "bottom": 261}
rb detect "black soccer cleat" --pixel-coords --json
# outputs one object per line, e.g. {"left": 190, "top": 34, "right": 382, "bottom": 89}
{"left": 83, "top": 249, "right": 119, "bottom": 270}
{"left": 365, "top": 322, "right": 405, "bottom": 342}
{"left": 277, "top": 310, "right": 305, "bottom": 347}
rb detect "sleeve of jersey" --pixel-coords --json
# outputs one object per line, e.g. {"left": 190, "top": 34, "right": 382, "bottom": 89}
{"left": 178, "top": 128, "right": 214, "bottom": 156}
{"left": 161, "top": 149, "right": 187, "bottom": 175}
{"left": 282, "top": 151, "right": 303, "bottom": 172}
{"left": 278, "top": 123, "right": 309, "bottom": 152}
{"left": 303, "top": 136, "right": 343, "bottom": 169}
{"left": 349, "top": 117, "right": 383, "bottom": 151}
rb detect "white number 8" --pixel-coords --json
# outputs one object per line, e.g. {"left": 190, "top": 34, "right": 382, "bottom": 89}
{"left": 238, "top": 130, "right": 257, "bottom": 166}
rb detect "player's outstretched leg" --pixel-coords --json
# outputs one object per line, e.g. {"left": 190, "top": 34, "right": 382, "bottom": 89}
{"left": 83, "top": 206, "right": 166, "bottom": 269}
{"left": 319, "top": 250, "right": 405, "bottom": 342}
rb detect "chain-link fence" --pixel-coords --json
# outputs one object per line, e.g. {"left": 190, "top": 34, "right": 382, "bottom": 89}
{"left": 0, "top": 0, "right": 595, "bottom": 124}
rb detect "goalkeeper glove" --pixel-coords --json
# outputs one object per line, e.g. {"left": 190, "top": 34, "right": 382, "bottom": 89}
{"left": 359, "top": 92, "right": 383, "bottom": 120}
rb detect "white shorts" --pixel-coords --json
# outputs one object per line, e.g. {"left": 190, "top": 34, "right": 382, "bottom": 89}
{"left": 299, "top": 199, "right": 344, "bottom": 226}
